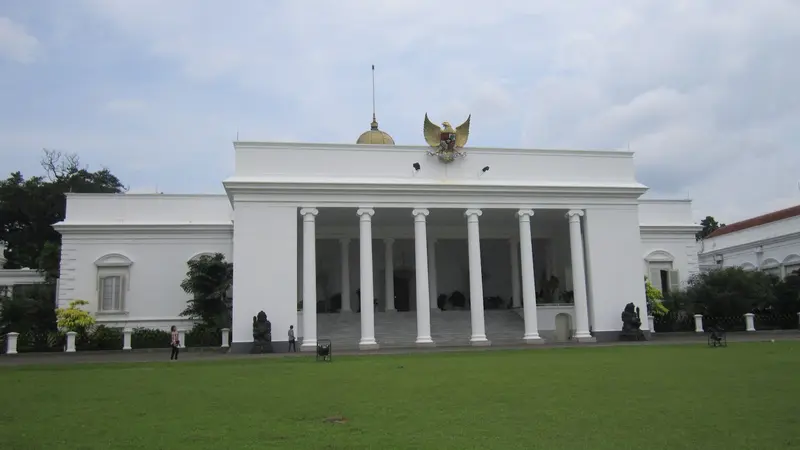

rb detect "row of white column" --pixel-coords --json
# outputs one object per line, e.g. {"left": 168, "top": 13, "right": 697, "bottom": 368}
{"left": 299, "top": 208, "right": 594, "bottom": 350}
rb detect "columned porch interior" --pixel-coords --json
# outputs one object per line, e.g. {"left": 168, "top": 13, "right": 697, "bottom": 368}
{"left": 296, "top": 207, "right": 592, "bottom": 349}
{"left": 300, "top": 208, "right": 579, "bottom": 312}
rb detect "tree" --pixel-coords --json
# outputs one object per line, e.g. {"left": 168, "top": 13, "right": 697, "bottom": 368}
{"left": 0, "top": 149, "right": 126, "bottom": 279}
{"left": 695, "top": 215, "right": 726, "bottom": 241}
{"left": 683, "top": 267, "right": 775, "bottom": 316}
{"left": 180, "top": 253, "right": 233, "bottom": 330}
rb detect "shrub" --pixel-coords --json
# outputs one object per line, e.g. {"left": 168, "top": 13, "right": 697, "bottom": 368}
{"left": 55, "top": 299, "right": 95, "bottom": 334}
{"left": 131, "top": 328, "right": 171, "bottom": 349}
{"left": 77, "top": 325, "right": 123, "bottom": 351}
{"left": 644, "top": 279, "right": 669, "bottom": 316}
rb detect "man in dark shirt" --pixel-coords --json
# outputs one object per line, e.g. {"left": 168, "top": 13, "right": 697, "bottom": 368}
{"left": 288, "top": 325, "right": 296, "bottom": 352}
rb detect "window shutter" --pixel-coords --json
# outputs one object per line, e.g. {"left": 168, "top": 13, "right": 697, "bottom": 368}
{"left": 101, "top": 277, "right": 115, "bottom": 311}
{"left": 668, "top": 270, "right": 680, "bottom": 293}
{"left": 113, "top": 276, "right": 123, "bottom": 311}
{"left": 119, "top": 276, "right": 126, "bottom": 311}
{"left": 648, "top": 268, "right": 662, "bottom": 291}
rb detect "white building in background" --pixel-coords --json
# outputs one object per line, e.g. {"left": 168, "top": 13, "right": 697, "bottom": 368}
{"left": 0, "top": 242, "right": 45, "bottom": 298}
{"left": 698, "top": 205, "right": 800, "bottom": 278}
{"left": 49, "top": 119, "right": 701, "bottom": 352}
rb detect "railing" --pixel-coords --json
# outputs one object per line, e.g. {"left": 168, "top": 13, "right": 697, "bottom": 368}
{"left": 653, "top": 311, "right": 800, "bottom": 333}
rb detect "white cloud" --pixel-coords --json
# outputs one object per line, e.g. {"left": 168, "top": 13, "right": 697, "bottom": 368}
{"left": 0, "top": 17, "right": 39, "bottom": 63}
{"left": 1, "top": 0, "right": 799, "bottom": 223}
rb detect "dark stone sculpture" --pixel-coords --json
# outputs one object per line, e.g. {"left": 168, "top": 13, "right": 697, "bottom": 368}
{"left": 251, "top": 311, "right": 273, "bottom": 353}
{"left": 619, "top": 302, "right": 645, "bottom": 341}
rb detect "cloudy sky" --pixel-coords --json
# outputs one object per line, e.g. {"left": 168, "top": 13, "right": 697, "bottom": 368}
{"left": 1, "top": 1, "right": 799, "bottom": 223}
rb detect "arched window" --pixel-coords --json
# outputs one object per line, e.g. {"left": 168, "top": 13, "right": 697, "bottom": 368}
{"left": 761, "top": 258, "right": 781, "bottom": 277}
{"left": 644, "top": 250, "right": 679, "bottom": 295}
{"left": 740, "top": 262, "right": 757, "bottom": 272}
{"left": 94, "top": 253, "right": 133, "bottom": 313}
{"left": 783, "top": 254, "right": 800, "bottom": 278}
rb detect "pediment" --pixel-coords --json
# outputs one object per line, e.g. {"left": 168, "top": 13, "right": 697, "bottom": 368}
{"left": 644, "top": 249, "right": 675, "bottom": 262}
{"left": 94, "top": 253, "right": 133, "bottom": 268}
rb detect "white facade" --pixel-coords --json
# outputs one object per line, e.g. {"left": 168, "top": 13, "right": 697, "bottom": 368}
{"left": 52, "top": 142, "right": 700, "bottom": 350}
{"left": 698, "top": 207, "right": 800, "bottom": 279}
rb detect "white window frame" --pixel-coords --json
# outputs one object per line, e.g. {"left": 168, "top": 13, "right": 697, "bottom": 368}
{"left": 98, "top": 272, "right": 127, "bottom": 313}
{"left": 644, "top": 250, "right": 679, "bottom": 295}
{"left": 785, "top": 264, "right": 800, "bottom": 278}
{"left": 94, "top": 253, "right": 133, "bottom": 315}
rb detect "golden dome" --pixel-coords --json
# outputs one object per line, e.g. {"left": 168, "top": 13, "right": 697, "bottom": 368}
{"left": 356, "top": 115, "right": 395, "bottom": 145}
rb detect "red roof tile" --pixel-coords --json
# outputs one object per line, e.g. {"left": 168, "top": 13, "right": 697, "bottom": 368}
{"left": 707, "top": 204, "right": 800, "bottom": 238}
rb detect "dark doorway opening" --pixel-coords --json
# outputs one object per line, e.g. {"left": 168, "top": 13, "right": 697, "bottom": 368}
{"left": 394, "top": 276, "right": 411, "bottom": 311}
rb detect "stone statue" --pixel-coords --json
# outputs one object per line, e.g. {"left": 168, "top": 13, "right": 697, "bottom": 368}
{"left": 620, "top": 302, "right": 645, "bottom": 341}
{"left": 251, "top": 310, "right": 273, "bottom": 353}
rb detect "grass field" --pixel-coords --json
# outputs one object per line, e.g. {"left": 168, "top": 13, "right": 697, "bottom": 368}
{"left": 1, "top": 343, "right": 799, "bottom": 449}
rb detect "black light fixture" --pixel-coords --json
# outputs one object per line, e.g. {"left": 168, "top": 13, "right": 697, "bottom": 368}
{"left": 482, "top": 166, "right": 490, "bottom": 173}
{"left": 413, "top": 162, "right": 421, "bottom": 171}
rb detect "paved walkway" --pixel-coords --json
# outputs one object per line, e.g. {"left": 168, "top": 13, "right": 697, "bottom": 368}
{"left": 1, "top": 330, "right": 798, "bottom": 367}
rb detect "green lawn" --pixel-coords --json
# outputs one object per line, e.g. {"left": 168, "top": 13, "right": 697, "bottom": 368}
{"left": 1, "top": 343, "right": 799, "bottom": 450}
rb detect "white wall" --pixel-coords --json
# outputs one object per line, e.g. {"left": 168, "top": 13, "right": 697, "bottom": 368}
{"left": 58, "top": 230, "right": 232, "bottom": 330}
{"left": 584, "top": 206, "right": 649, "bottom": 333}
{"left": 231, "top": 203, "right": 297, "bottom": 345}
{"left": 232, "top": 142, "right": 639, "bottom": 185}
{"left": 63, "top": 193, "right": 232, "bottom": 223}
{"left": 698, "top": 215, "right": 800, "bottom": 277}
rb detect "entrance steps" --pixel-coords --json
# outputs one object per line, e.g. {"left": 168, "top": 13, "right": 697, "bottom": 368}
{"left": 316, "top": 309, "right": 526, "bottom": 350}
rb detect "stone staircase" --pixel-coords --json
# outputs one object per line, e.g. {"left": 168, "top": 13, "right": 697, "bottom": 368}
{"left": 316, "top": 309, "right": 526, "bottom": 350}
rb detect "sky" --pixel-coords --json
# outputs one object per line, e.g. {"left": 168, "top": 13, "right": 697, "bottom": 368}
{"left": 1, "top": 0, "right": 799, "bottom": 224}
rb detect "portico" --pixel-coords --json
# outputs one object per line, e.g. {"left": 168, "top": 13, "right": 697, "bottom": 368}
{"left": 293, "top": 205, "right": 600, "bottom": 350}
{"left": 222, "top": 140, "right": 652, "bottom": 352}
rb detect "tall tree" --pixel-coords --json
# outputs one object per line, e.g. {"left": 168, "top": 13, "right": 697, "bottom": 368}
{"left": 0, "top": 149, "right": 126, "bottom": 279}
{"left": 696, "top": 215, "right": 726, "bottom": 241}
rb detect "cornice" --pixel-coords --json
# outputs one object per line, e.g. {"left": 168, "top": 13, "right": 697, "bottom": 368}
{"left": 223, "top": 179, "right": 648, "bottom": 206}
{"left": 639, "top": 225, "right": 701, "bottom": 234}
{"left": 53, "top": 223, "right": 233, "bottom": 235}
{"left": 699, "top": 230, "right": 800, "bottom": 256}
{"left": 233, "top": 141, "right": 635, "bottom": 159}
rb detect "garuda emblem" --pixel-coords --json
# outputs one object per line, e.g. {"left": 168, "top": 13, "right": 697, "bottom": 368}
{"left": 423, "top": 113, "right": 471, "bottom": 163}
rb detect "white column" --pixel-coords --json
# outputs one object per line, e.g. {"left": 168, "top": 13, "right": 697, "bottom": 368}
{"left": 122, "top": 328, "right": 132, "bottom": 350}
{"left": 518, "top": 210, "right": 543, "bottom": 344}
{"left": 384, "top": 238, "right": 395, "bottom": 312}
{"left": 6, "top": 332, "right": 19, "bottom": 355}
{"left": 744, "top": 313, "right": 756, "bottom": 332}
{"left": 465, "top": 209, "right": 490, "bottom": 346}
{"left": 178, "top": 329, "right": 186, "bottom": 348}
{"left": 357, "top": 208, "right": 379, "bottom": 350}
{"left": 428, "top": 238, "right": 438, "bottom": 310}
{"left": 510, "top": 238, "right": 522, "bottom": 308}
{"left": 413, "top": 209, "right": 434, "bottom": 346}
{"left": 647, "top": 316, "right": 655, "bottom": 334}
{"left": 65, "top": 331, "right": 77, "bottom": 352}
{"left": 694, "top": 314, "right": 704, "bottom": 333}
{"left": 221, "top": 328, "right": 230, "bottom": 348}
{"left": 340, "top": 238, "right": 351, "bottom": 313}
{"left": 300, "top": 208, "right": 319, "bottom": 351}
{"left": 567, "top": 210, "right": 595, "bottom": 342}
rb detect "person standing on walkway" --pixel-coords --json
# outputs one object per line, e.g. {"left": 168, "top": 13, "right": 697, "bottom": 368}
{"left": 170, "top": 325, "right": 180, "bottom": 360}
{"left": 288, "top": 325, "right": 296, "bottom": 352}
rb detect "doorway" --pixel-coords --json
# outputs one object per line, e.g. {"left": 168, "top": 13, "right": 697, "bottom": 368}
{"left": 394, "top": 276, "right": 411, "bottom": 311}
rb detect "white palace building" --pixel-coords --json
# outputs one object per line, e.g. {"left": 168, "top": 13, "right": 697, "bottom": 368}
{"left": 42, "top": 119, "right": 701, "bottom": 352}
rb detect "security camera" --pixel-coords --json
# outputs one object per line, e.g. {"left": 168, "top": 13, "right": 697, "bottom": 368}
{"left": 413, "top": 162, "right": 421, "bottom": 171}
